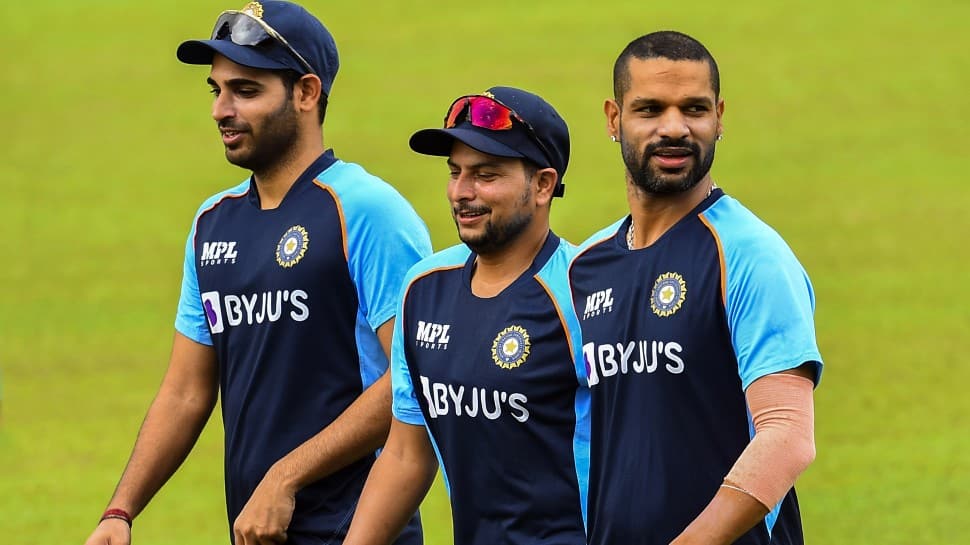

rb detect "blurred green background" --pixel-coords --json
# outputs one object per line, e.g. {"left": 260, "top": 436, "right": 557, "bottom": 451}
{"left": 2, "top": 0, "right": 968, "bottom": 543}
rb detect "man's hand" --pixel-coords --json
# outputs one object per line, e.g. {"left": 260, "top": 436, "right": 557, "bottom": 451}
{"left": 83, "top": 518, "right": 131, "bottom": 545}
{"left": 232, "top": 468, "right": 297, "bottom": 545}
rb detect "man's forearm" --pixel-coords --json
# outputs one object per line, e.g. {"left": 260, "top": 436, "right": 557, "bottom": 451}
{"left": 267, "top": 372, "right": 393, "bottom": 492}
{"left": 106, "top": 385, "right": 216, "bottom": 516}
{"left": 671, "top": 369, "right": 816, "bottom": 544}
{"left": 343, "top": 421, "right": 438, "bottom": 545}
{"left": 669, "top": 485, "right": 769, "bottom": 545}
{"left": 103, "top": 333, "right": 219, "bottom": 517}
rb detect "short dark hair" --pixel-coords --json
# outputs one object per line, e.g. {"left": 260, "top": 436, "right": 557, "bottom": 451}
{"left": 521, "top": 158, "right": 563, "bottom": 203}
{"left": 279, "top": 70, "right": 329, "bottom": 125}
{"left": 522, "top": 158, "right": 539, "bottom": 182}
{"left": 613, "top": 31, "right": 720, "bottom": 102}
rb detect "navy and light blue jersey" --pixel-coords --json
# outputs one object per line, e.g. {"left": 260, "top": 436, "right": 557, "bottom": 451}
{"left": 174, "top": 151, "right": 431, "bottom": 544}
{"left": 570, "top": 189, "right": 822, "bottom": 545}
{"left": 391, "top": 232, "right": 590, "bottom": 545}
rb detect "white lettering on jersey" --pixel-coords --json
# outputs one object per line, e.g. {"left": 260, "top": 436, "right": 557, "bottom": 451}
{"left": 290, "top": 290, "right": 309, "bottom": 321}
{"left": 415, "top": 320, "right": 452, "bottom": 350}
{"left": 419, "top": 376, "right": 529, "bottom": 422}
{"left": 200, "top": 241, "right": 239, "bottom": 266}
{"left": 583, "top": 288, "right": 615, "bottom": 319}
{"left": 583, "top": 340, "right": 685, "bottom": 386}
{"left": 203, "top": 289, "right": 310, "bottom": 333}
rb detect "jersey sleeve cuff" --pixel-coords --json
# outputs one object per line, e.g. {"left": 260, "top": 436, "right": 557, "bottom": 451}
{"left": 740, "top": 356, "right": 822, "bottom": 391}
{"left": 392, "top": 404, "right": 426, "bottom": 426}
{"left": 174, "top": 320, "right": 213, "bottom": 346}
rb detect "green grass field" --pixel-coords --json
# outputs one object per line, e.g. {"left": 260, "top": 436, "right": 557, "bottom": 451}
{"left": 2, "top": 0, "right": 968, "bottom": 542}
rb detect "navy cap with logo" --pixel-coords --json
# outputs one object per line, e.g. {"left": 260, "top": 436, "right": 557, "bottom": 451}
{"left": 409, "top": 86, "right": 571, "bottom": 197}
{"left": 176, "top": 1, "right": 339, "bottom": 96}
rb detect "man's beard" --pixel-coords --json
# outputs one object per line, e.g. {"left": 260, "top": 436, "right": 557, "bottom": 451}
{"left": 221, "top": 97, "right": 300, "bottom": 173}
{"left": 621, "top": 134, "right": 715, "bottom": 195}
{"left": 454, "top": 186, "right": 533, "bottom": 255}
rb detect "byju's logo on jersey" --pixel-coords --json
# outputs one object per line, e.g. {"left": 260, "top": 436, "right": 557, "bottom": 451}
{"left": 276, "top": 225, "right": 309, "bottom": 268}
{"left": 583, "top": 288, "right": 614, "bottom": 319}
{"left": 651, "top": 272, "right": 687, "bottom": 317}
{"left": 200, "top": 289, "right": 310, "bottom": 335}
{"left": 200, "top": 241, "right": 238, "bottom": 267}
{"left": 415, "top": 320, "right": 451, "bottom": 350}
{"left": 201, "top": 291, "right": 224, "bottom": 333}
{"left": 419, "top": 376, "right": 530, "bottom": 423}
{"left": 491, "top": 325, "right": 530, "bottom": 369}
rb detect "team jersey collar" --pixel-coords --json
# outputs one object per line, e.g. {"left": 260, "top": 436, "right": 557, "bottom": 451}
{"left": 617, "top": 186, "right": 725, "bottom": 250}
{"left": 246, "top": 149, "right": 339, "bottom": 207}
{"left": 461, "top": 230, "right": 561, "bottom": 295}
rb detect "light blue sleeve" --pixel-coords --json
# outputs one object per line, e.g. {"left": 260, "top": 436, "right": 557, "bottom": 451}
{"left": 537, "top": 237, "right": 590, "bottom": 529}
{"left": 538, "top": 238, "right": 587, "bottom": 386}
{"left": 390, "top": 266, "right": 427, "bottom": 426}
{"left": 703, "top": 198, "right": 823, "bottom": 390}
{"left": 173, "top": 185, "right": 249, "bottom": 345}
{"left": 325, "top": 163, "right": 433, "bottom": 331}
{"left": 173, "top": 223, "right": 212, "bottom": 345}
{"left": 389, "top": 245, "right": 472, "bottom": 424}
{"left": 575, "top": 217, "right": 626, "bottom": 255}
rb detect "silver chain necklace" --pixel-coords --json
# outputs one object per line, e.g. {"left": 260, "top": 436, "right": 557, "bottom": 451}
{"left": 627, "top": 183, "right": 717, "bottom": 250}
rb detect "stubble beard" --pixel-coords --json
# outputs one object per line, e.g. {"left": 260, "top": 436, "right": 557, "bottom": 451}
{"left": 223, "top": 97, "right": 300, "bottom": 174}
{"left": 455, "top": 185, "right": 534, "bottom": 256}
{"left": 620, "top": 129, "right": 716, "bottom": 195}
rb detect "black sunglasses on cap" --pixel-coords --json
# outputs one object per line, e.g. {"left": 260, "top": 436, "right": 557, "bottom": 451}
{"left": 211, "top": 10, "right": 316, "bottom": 75}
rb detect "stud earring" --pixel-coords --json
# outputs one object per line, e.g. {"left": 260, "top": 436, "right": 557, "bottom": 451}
{"left": 610, "top": 135, "right": 618, "bottom": 142}
{"left": 716, "top": 133, "right": 723, "bottom": 141}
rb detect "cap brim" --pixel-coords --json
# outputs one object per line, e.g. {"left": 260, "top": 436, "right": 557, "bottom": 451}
{"left": 409, "top": 127, "right": 526, "bottom": 160}
{"left": 177, "top": 39, "right": 291, "bottom": 71}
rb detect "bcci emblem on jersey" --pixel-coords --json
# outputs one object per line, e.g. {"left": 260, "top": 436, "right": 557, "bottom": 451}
{"left": 491, "top": 325, "right": 531, "bottom": 369}
{"left": 276, "top": 226, "right": 309, "bottom": 268}
{"left": 651, "top": 272, "right": 687, "bottom": 317}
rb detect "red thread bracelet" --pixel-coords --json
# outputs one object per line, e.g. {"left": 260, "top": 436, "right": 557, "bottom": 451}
{"left": 100, "top": 508, "right": 133, "bottom": 528}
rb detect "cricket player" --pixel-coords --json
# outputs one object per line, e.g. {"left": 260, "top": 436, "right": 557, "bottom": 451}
{"left": 343, "top": 86, "right": 590, "bottom": 545}
{"left": 84, "top": 2, "right": 429, "bottom": 544}
{"left": 570, "top": 31, "right": 822, "bottom": 545}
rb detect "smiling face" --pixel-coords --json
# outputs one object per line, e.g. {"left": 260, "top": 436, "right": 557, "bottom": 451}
{"left": 446, "top": 142, "right": 548, "bottom": 255}
{"left": 606, "top": 57, "right": 724, "bottom": 195}
{"left": 207, "top": 54, "right": 299, "bottom": 172}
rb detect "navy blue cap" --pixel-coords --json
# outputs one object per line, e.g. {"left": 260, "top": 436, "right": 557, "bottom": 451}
{"left": 409, "top": 86, "right": 571, "bottom": 196}
{"left": 177, "top": 1, "right": 339, "bottom": 95}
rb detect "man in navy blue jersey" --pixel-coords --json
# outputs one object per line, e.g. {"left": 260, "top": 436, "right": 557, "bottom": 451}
{"left": 83, "top": 3, "right": 430, "bottom": 545}
{"left": 342, "top": 87, "right": 590, "bottom": 545}
{"left": 570, "top": 31, "right": 822, "bottom": 545}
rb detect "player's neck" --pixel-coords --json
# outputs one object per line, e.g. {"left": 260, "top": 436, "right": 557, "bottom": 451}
{"left": 251, "top": 136, "right": 325, "bottom": 210}
{"left": 470, "top": 222, "right": 549, "bottom": 298}
{"left": 626, "top": 177, "right": 715, "bottom": 249}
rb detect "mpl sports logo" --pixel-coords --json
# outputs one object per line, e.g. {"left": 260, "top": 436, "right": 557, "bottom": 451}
{"left": 200, "top": 241, "right": 238, "bottom": 267}
{"left": 415, "top": 320, "right": 451, "bottom": 350}
{"left": 582, "top": 288, "right": 614, "bottom": 319}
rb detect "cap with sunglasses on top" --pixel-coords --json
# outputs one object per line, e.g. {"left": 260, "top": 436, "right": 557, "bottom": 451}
{"left": 409, "top": 87, "right": 570, "bottom": 197}
{"left": 176, "top": 1, "right": 339, "bottom": 95}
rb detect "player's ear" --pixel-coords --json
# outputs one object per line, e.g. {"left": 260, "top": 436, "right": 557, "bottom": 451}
{"left": 604, "top": 99, "right": 621, "bottom": 141}
{"left": 534, "top": 167, "right": 558, "bottom": 207}
{"left": 716, "top": 97, "right": 725, "bottom": 137}
{"left": 295, "top": 73, "right": 322, "bottom": 114}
